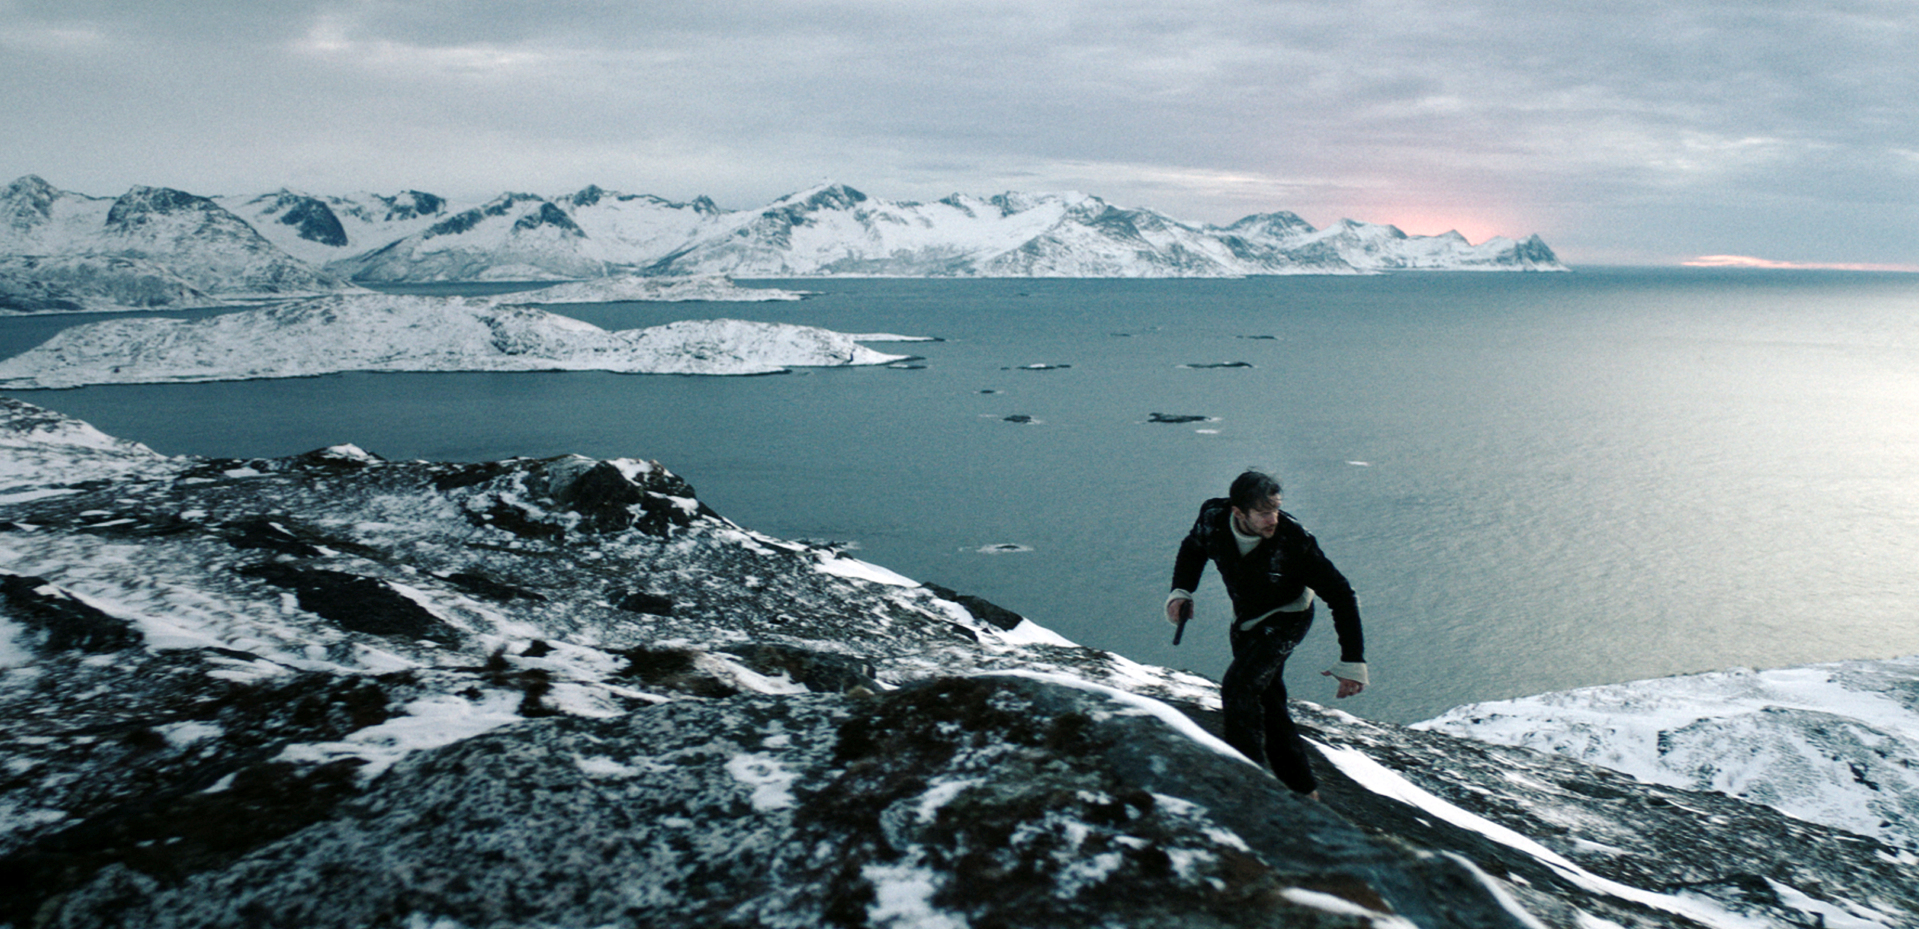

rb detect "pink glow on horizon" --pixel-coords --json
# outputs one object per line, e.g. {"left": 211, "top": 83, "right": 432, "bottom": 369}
{"left": 1358, "top": 208, "right": 1517, "bottom": 246}
{"left": 1684, "top": 254, "right": 1919, "bottom": 272}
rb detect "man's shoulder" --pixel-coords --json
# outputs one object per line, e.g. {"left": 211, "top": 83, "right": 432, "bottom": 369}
{"left": 1274, "top": 510, "right": 1318, "bottom": 543}
{"left": 1195, "top": 497, "right": 1234, "bottom": 526}
{"left": 1187, "top": 498, "right": 1232, "bottom": 540}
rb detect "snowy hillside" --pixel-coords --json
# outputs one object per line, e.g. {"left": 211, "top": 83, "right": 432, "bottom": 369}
{"left": 1, "top": 397, "right": 1913, "bottom": 929}
{"left": 216, "top": 189, "right": 451, "bottom": 267}
{"left": 0, "top": 255, "right": 228, "bottom": 313}
{"left": 1418, "top": 658, "right": 1919, "bottom": 852}
{"left": 331, "top": 192, "right": 618, "bottom": 283}
{"left": 88, "top": 186, "right": 342, "bottom": 296}
{"left": 0, "top": 176, "right": 115, "bottom": 256}
{"left": 0, "top": 293, "right": 923, "bottom": 387}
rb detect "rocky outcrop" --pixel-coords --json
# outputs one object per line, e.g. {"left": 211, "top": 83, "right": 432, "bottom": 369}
{"left": 1, "top": 398, "right": 1909, "bottom": 929}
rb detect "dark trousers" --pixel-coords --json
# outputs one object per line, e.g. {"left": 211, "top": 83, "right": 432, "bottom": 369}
{"left": 1221, "top": 607, "right": 1317, "bottom": 794}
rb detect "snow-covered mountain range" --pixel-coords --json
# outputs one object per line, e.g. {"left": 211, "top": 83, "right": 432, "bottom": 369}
{"left": 2, "top": 396, "right": 1912, "bottom": 929}
{"left": 3, "top": 174, "right": 1567, "bottom": 312}
{"left": 1, "top": 177, "right": 343, "bottom": 304}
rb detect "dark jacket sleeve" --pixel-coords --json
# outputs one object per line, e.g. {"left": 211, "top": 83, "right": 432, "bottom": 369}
{"left": 1297, "top": 534, "right": 1364, "bottom": 663}
{"left": 1170, "top": 506, "right": 1213, "bottom": 594}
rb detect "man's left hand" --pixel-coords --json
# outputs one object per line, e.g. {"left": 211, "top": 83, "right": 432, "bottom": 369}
{"left": 1322, "top": 671, "right": 1364, "bottom": 698}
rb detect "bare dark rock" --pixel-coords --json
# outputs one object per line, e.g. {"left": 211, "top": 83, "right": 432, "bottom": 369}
{"left": 439, "top": 570, "right": 547, "bottom": 603}
{"left": 922, "top": 582, "right": 1026, "bottom": 631}
{"left": 721, "top": 642, "right": 879, "bottom": 693}
{"left": 236, "top": 563, "right": 460, "bottom": 645}
{"left": 0, "top": 572, "right": 143, "bottom": 654}
{"left": 614, "top": 646, "right": 738, "bottom": 698}
{"left": 613, "top": 589, "right": 674, "bottom": 616}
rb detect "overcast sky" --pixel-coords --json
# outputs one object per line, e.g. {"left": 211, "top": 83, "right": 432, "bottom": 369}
{"left": 3, "top": 0, "right": 1914, "bottom": 266}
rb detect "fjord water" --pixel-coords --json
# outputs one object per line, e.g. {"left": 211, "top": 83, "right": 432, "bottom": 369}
{"left": 6, "top": 269, "right": 1917, "bottom": 723}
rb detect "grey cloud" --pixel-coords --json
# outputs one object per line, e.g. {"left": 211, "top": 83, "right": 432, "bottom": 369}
{"left": 1, "top": 0, "right": 1915, "bottom": 262}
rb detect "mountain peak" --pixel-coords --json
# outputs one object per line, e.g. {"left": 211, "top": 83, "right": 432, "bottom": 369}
{"left": 372, "top": 190, "right": 447, "bottom": 222}
{"left": 782, "top": 182, "right": 868, "bottom": 212}
{"left": 2, "top": 175, "right": 64, "bottom": 230}
{"left": 1221, "top": 211, "right": 1316, "bottom": 239}
{"left": 105, "top": 186, "right": 219, "bottom": 225}
{"left": 4, "top": 174, "right": 59, "bottom": 206}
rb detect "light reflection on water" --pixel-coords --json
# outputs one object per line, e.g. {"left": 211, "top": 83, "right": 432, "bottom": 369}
{"left": 4, "top": 268, "right": 1916, "bottom": 722}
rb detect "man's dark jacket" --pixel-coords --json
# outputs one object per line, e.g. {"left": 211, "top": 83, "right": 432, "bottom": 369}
{"left": 1171, "top": 498, "right": 1364, "bottom": 664}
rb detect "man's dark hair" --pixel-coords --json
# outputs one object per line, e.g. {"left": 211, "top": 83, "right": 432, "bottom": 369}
{"left": 1229, "top": 470, "right": 1282, "bottom": 510}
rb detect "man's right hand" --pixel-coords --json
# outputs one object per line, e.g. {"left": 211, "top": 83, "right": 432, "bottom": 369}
{"left": 1165, "top": 597, "right": 1193, "bottom": 626}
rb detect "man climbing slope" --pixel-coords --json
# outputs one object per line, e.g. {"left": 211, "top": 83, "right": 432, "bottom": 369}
{"left": 1166, "top": 470, "right": 1368, "bottom": 798}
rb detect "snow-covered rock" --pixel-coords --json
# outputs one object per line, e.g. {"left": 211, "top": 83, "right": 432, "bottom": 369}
{"left": 0, "top": 396, "right": 171, "bottom": 495}
{"left": 1417, "top": 659, "right": 1919, "bottom": 852}
{"left": 0, "top": 293, "right": 922, "bottom": 387}
{"left": 0, "top": 398, "right": 1912, "bottom": 929}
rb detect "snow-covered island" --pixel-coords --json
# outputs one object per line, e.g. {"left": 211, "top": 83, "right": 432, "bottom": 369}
{"left": 0, "top": 293, "right": 926, "bottom": 388}
{"left": 504, "top": 274, "right": 811, "bottom": 303}
{"left": 1, "top": 396, "right": 1914, "bottom": 929}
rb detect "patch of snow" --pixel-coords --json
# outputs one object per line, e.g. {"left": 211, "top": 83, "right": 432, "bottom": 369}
{"left": 157, "top": 721, "right": 224, "bottom": 748}
{"left": 993, "top": 670, "right": 1258, "bottom": 770}
{"left": 1281, "top": 888, "right": 1423, "bottom": 929}
{"left": 1767, "top": 879, "right": 1905, "bottom": 929}
{"left": 814, "top": 553, "right": 917, "bottom": 587}
{"left": 0, "top": 489, "right": 75, "bottom": 504}
{"left": 1442, "top": 853, "right": 1555, "bottom": 929}
{"left": 915, "top": 778, "right": 982, "bottom": 823}
{"left": 0, "top": 619, "right": 29, "bottom": 669}
{"left": 726, "top": 753, "right": 798, "bottom": 812}
{"left": 709, "top": 654, "right": 809, "bottom": 696}
{"left": 1312, "top": 739, "right": 1811, "bottom": 929}
{"left": 0, "top": 806, "right": 70, "bottom": 839}
{"left": 275, "top": 689, "right": 525, "bottom": 781}
{"left": 574, "top": 755, "right": 640, "bottom": 779}
{"left": 862, "top": 862, "right": 966, "bottom": 929}
{"left": 989, "top": 618, "right": 1078, "bottom": 649}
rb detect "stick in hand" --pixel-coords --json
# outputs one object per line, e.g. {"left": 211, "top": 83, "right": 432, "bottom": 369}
{"left": 1171, "top": 598, "right": 1193, "bottom": 645}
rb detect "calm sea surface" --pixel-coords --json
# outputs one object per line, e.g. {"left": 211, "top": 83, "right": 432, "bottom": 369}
{"left": 5, "top": 269, "right": 1917, "bottom": 722}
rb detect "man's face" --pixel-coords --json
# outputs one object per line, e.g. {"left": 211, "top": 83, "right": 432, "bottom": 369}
{"left": 1233, "top": 494, "right": 1282, "bottom": 538}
